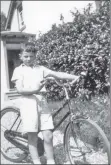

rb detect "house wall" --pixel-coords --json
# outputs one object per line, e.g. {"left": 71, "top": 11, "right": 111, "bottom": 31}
{"left": 22, "top": 1, "right": 96, "bottom": 37}
{"left": 1, "top": 41, "right": 9, "bottom": 106}
{"left": 11, "top": 9, "right": 19, "bottom": 31}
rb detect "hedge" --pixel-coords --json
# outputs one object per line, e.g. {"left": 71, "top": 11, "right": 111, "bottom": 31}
{"left": 35, "top": 1, "right": 110, "bottom": 100}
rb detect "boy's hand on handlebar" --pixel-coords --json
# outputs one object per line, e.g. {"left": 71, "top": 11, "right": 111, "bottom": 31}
{"left": 68, "top": 72, "right": 87, "bottom": 87}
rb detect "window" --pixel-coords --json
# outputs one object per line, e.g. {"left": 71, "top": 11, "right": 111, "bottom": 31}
{"left": 17, "top": 3, "right": 26, "bottom": 31}
{"left": 7, "top": 49, "right": 21, "bottom": 89}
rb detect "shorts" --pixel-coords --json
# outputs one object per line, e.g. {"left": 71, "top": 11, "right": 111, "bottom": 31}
{"left": 20, "top": 95, "right": 54, "bottom": 133}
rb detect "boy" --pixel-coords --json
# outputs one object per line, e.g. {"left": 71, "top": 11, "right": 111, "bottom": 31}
{"left": 11, "top": 41, "right": 79, "bottom": 164}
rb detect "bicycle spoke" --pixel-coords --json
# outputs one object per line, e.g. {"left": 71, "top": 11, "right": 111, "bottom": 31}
{"left": 1, "top": 108, "right": 28, "bottom": 162}
{"left": 65, "top": 120, "right": 109, "bottom": 164}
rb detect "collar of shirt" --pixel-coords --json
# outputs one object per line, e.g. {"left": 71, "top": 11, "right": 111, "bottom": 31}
{"left": 21, "top": 63, "right": 36, "bottom": 68}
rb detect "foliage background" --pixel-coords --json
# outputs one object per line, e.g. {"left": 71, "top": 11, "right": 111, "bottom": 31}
{"left": 34, "top": 1, "right": 110, "bottom": 101}
{"left": 0, "top": 12, "right": 6, "bottom": 31}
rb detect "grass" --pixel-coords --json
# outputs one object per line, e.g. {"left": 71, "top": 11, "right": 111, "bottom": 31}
{"left": 48, "top": 94, "right": 110, "bottom": 141}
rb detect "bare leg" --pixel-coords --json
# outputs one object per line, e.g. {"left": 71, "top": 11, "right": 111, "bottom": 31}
{"left": 28, "top": 132, "right": 41, "bottom": 164}
{"left": 42, "top": 130, "right": 55, "bottom": 164}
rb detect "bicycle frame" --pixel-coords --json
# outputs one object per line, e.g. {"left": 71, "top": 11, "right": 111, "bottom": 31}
{"left": 8, "top": 98, "right": 72, "bottom": 134}
{"left": 52, "top": 78, "right": 82, "bottom": 131}
{"left": 7, "top": 77, "right": 82, "bottom": 138}
{"left": 3, "top": 97, "right": 73, "bottom": 158}
{"left": 52, "top": 99, "right": 72, "bottom": 131}
{"left": 5, "top": 77, "right": 82, "bottom": 154}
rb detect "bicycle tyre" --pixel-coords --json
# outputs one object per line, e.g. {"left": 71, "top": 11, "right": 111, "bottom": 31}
{"left": 1, "top": 106, "right": 28, "bottom": 163}
{"left": 64, "top": 119, "right": 110, "bottom": 164}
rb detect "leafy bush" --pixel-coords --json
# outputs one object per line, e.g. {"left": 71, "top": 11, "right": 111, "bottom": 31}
{"left": 35, "top": 1, "right": 110, "bottom": 100}
{"left": 0, "top": 12, "right": 7, "bottom": 31}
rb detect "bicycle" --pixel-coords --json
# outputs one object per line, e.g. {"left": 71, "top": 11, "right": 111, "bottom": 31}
{"left": 1, "top": 73, "right": 110, "bottom": 164}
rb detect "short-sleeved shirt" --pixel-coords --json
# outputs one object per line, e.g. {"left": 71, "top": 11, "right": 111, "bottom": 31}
{"left": 11, "top": 64, "right": 53, "bottom": 114}
{"left": 11, "top": 64, "right": 53, "bottom": 93}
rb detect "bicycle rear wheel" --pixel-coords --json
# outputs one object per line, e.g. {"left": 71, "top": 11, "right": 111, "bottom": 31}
{"left": 1, "top": 107, "right": 28, "bottom": 163}
{"left": 64, "top": 119, "right": 110, "bottom": 164}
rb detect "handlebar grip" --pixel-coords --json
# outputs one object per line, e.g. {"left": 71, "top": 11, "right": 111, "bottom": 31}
{"left": 80, "top": 71, "right": 87, "bottom": 77}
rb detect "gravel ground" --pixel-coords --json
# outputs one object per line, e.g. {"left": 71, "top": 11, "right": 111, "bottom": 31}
{"left": 1, "top": 129, "right": 109, "bottom": 164}
{"left": 1, "top": 130, "right": 69, "bottom": 164}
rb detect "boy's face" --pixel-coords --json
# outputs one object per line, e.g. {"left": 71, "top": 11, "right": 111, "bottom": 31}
{"left": 20, "top": 51, "right": 36, "bottom": 66}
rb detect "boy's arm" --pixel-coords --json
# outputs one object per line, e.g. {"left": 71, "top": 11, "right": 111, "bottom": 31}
{"left": 44, "top": 67, "right": 79, "bottom": 81}
{"left": 50, "top": 71, "right": 79, "bottom": 81}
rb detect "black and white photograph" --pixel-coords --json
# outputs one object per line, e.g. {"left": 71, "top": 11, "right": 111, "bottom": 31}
{"left": 1, "top": 1, "right": 110, "bottom": 164}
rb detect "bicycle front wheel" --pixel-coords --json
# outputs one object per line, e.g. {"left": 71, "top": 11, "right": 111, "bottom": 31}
{"left": 1, "top": 107, "right": 28, "bottom": 163}
{"left": 64, "top": 119, "right": 110, "bottom": 164}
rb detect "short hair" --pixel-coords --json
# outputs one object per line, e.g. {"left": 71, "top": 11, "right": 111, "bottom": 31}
{"left": 20, "top": 37, "right": 37, "bottom": 54}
